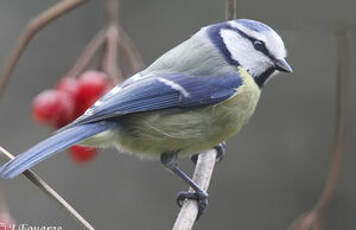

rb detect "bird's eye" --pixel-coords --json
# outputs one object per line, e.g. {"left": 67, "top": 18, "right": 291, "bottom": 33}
{"left": 253, "top": 40, "right": 266, "bottom": 52}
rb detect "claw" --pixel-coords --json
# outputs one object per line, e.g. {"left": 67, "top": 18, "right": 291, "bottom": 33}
{"left": 214, "top": 141, "right": 226, "bottom": 163}
{"left": 190, "top": 154, "right": 198, "bottom": 165}
{"left": 176, "top": 191, "right": 208, "bottom": 220}
{"left": 191, "top": 141, "right": 226, "bottom": 165}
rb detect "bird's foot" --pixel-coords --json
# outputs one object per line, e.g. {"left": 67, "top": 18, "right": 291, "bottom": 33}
{"left": 214, "top": 141, "right": 226, "bottom": 163}
{"left": 176, "top": 190, "right": 208, "bottom": 220}
{"left": 190, "top": 141, "right": 226, "bottom": 164}
{"left": 160, "top": 152, "right": 209, "bottom": 220}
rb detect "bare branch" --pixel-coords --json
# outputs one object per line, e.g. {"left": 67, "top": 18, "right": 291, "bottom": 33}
{"left": 66, "top": 29, "right": 107, "bottom": 78}
{"left": 103, "top": 25, "right": 123, "bottom": 83}
{"left": 106, "top": 0, "right": 119, "bottom": 25}
{"left": 225, "top": 0, "right": 237, "bottom": 20}
{"left": 0, "top": 146, "right": 95, "bottom": 230}
{"left": 172, "top": 150, "right": 217, "bottom": 230}
{"left": 118, "top": 27, "right": 145, "bottom": 77}
{"left": 100, "top": 0, "right": 125, "bottom": 83}
{"left": 0, "top": 0, "right": 88, "bottom": 98}
{"left": 287, "top": 29, "right": 351, "bottom": 230}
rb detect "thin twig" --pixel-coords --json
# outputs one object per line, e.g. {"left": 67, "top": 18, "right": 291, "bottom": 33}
{"left": 287, "top": 30, "right": 350, "bottom": 230}
{"left": 118, "top": 27, "right": 145, "bottom": 77}
{"left": 225, "top": 0, "right": 237, "bottom": 20}
{"left": 103, "top": 25, "right": 123, "bottom": 83}
{"left": 0, "top": 1, "right": 95, "bottom": 228}
{"left": 314, "top": 30, "right": 350, "bottom": 211}
{"left": 66, "top": 29, "right": 107, "bottom": 78}
{"left": 103, "top": 0, "right": 143, "bottom": 81}
{"left": 172, "top": 150, "right": 217, "bottom": 230}
{"left": 0, "top": 0, "right": 88, "bottom": 98}
{"left": 101, "top": 0, "right": 124, "bottom": 83}
{"left": 106, "top": 0, "right": 119, "bottom": 25}
{"left": 0, "top": 146, "right": 95, "bottom": 230}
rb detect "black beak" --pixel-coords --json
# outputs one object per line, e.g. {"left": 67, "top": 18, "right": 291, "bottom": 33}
{"left": 274, "top": 58, "right": 293, "bottom": 73}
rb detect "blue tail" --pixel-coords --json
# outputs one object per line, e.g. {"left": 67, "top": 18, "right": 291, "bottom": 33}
{"left": 0, "top": 122, "right": 109, "bottom": 179}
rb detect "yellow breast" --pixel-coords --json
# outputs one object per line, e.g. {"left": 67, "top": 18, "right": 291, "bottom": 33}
{"left": 222, "top": 66, "right": 261, "bottom": 112}
{"left": 103, "top": 66, "right": 261, "bottom": 158}
{"left": 210, "top": 66, "right": 261, "bottom": 141}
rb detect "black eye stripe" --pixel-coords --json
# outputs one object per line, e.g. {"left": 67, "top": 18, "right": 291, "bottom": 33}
{"left": 227, "top": 26, "right": 275, "bottom": 60}
{"left": 253, "top": 40, "right": 266, "bottom": 52}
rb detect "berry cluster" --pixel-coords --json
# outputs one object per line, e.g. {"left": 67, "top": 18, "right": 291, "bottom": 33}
{"left": 32, "top": 71, "right": 112, "bottom": 163}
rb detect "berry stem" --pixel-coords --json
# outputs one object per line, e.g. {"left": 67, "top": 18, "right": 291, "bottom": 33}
{"left": 0, "top": 0, "right": 88, "bottom": 99}
{"left": 102, "top": 25, "right": 123, "bottom": 83}
{"left": 117, "top": 26, "right": 145, "bottom": 77}
{"left": 106, "top": 0, "right": 119, "bottom": 26}
{"left": 101, "top": 0, "right": 124, "bottom": 83}
{"left": 66, "top": 28, "right": 107, "bottom": 78}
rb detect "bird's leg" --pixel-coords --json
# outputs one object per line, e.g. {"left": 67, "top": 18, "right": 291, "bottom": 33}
{"left": 190, "top": 141, "right": 226, "bottom": 165}
{"left": 161, "top": 152, "right": 208, "bottom": 220}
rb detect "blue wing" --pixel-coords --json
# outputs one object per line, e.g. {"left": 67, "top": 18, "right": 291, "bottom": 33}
{"left": 70, "top": 71, "right": 243, "bottom": 125}
{"left": 0, "top": 122, "right": 109, "bottom": 179}
{"left": 0, "top": 72, "right": 242, "bottom": 179}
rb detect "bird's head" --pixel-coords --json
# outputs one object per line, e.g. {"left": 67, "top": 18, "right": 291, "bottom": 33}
{"left": 207, "top": 19, "right": 292, "bottom": 87}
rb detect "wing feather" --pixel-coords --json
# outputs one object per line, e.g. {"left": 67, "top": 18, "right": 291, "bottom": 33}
{"left": 70, "top": 72, "right": 243, "bottom": 125}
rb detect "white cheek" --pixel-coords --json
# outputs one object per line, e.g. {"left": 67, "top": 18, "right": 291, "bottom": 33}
{"left": 220, "top": 29, "right": 271, "bottom": 77}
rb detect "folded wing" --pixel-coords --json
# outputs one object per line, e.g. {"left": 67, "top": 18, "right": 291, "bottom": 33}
{"left": 71, "top": 72, "right": 243, "bottom": 125}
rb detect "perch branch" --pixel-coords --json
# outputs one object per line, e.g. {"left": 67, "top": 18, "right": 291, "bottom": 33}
{"left": 287, "top": 30, "right": 350, "bottom": 230}
{"left": 0, "top": 0, "right": 88, "bottom": 97}
{"left": 0, "top": 146, "right": 95, "bottom": 230}
{"left": 172, "top": 150, "right": 217, "bottom": 230}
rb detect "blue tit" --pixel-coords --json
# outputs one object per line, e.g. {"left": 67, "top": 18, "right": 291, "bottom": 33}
{"left": 0, "top": 19, "right": 292, "bottom": 217}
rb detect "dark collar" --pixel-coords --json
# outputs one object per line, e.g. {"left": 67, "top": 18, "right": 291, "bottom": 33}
{"left": 254, "top": 67, "right": 275, "bottom": 88}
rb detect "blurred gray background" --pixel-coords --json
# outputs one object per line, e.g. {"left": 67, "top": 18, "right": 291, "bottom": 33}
{"left": 0, "top": 0, "right": 355, "bottom": 229}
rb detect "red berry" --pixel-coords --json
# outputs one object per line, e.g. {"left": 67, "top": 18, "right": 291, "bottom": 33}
{"left": 77, "top": 71, "right": 108, "bottom": 102}
{"left": 56, "top": 77, "right": 83, "bottom": 121}
{"left": 57, "top": 93, "right": 76, "bottom": 127}
{"left": 68, "top": 145, "right": 97, "bottom": 163}
{"left": 32, "top": 90, "right": 61, "bottom": 123}
{"left": 73, "top": 102, "right": 90, "bottom": 118}
{"left": 72, "top": 71, "right": 108, "bottom": 117}
{"left": 56, "top": 77, "right": 79, "bottom": 98}
{"left": 32, "top": 89, "right": 75, "bottom": 127}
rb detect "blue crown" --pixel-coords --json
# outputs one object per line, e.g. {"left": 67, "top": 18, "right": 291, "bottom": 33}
{"left": 235, "top": 19, "right": 271, "bottom": 32}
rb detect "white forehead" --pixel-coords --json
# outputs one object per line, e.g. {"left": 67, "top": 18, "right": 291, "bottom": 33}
{"left": 229, "top": 20, "right": 287, "bottom": 59}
